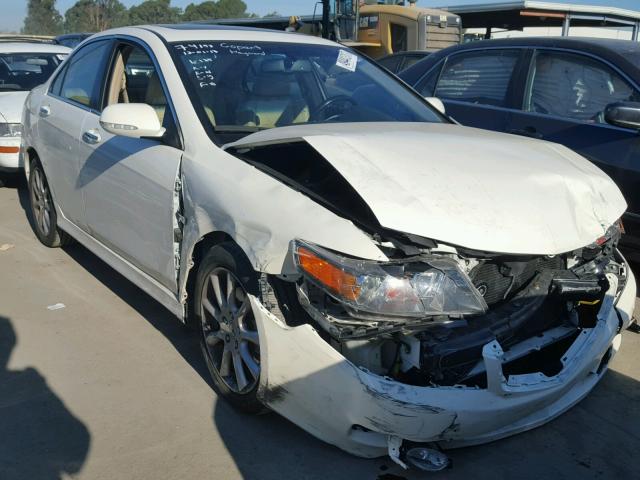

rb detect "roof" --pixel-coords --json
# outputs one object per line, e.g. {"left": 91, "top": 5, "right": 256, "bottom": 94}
{"left": 440, "top": 1, "right": 640, "bottom": 29}
{"left": 133, "top": 24, "right": 339, "bottom": 46}
{"left": 0, "top": 42, "right": 71, "bottom": 54}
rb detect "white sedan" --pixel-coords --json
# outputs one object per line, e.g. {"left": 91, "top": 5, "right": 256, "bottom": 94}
{"left": 0, "top": 42, "right": 69, "bottom": 173}
{"left": 21, "top": 25, "right": 636, "bottom": 470}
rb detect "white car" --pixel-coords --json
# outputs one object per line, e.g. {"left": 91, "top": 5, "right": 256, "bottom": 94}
{"left": 0, "top": 42, "right": 69, "bottom": 173}
{"left": 21, "top": 26, "right": 636, "bottom": 470}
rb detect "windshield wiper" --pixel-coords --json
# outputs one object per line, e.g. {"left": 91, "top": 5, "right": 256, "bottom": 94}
{"left": 213, "top": 125, "right": 268, "bottom": 133}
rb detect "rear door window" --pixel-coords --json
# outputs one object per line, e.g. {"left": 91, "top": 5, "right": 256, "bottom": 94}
{"left": 434, "top": 50, "right": 520, "bottom": 107}
{"left": 525, "top": 50, "right": 640, "bottom": 123}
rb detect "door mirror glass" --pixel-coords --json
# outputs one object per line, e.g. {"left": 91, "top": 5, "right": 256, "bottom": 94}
{"left": 425, "top": 97, "right": 446, "bottom": 115}
{"left": 604, "top": 102, "right": 640, "bottom": 130}
{"left": 100, "top": 103, "right": 166, "bottom": 138}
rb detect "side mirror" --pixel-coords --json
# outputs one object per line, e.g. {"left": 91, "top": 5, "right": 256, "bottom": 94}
{"left": 99, "top": 103, "right": 165, "bottom": 138}
{"left": 604, "top": 102, "right": 640, "bottom": 130}
{"left": 425, "top": 97, "right": 446, "bottom": 115}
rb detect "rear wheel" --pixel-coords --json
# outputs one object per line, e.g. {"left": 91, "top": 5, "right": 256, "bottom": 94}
{"left": 28, "top": 159, "right": 71, "bottom": 247}
{"left": 194, "top": 242, "right": 264, "bottom": 414}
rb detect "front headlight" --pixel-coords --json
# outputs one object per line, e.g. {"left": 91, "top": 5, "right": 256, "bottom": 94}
{"left": 293, "top": 240, "right": 488, "bottom": 318}
{"left": 0, "top": 123, "right": 22, "bottom": 137}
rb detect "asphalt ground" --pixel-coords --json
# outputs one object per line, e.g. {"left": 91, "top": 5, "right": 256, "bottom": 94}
{"left": 1, "top": 173, "right": 639, "bottom": 480}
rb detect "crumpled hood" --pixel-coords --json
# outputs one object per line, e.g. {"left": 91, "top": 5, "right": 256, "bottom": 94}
{"left": 0, "top": 91, "right": 29, "bottom": 123}
{"left": 226, "top": 122, "right": 627, "bottom": 255}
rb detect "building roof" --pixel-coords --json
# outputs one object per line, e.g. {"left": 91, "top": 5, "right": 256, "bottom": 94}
{"left": 440, "top": 1, "right": 640, "bottom": 30}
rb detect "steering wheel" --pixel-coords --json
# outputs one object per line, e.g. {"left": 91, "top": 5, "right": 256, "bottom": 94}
{"left": 310, "top": 95, "right": 356, "bottom": 121}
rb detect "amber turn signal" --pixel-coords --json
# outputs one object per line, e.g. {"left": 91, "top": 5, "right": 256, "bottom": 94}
{"left": 296, "top": 246, "right": 361, "bottom": 301}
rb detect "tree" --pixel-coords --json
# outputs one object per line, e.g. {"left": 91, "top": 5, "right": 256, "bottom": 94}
{"left": 64, "top": 0, "right": 128, "bottom": 33}
{"left": 214, "top": 0, "right": 247, "bottom": 19}
{"left": 128, "top": 0, "right": 182, "bottom": 25}
{"left": 23, "top": 0, "right": 64, "bottom": 35}
{"left": 182, "top": 1, "right": 218, "bottom": 22}
{"left": 182, "top": 0, "right": 248, "bottom": 21}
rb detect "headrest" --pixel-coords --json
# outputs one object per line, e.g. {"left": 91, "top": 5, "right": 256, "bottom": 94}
{"left": 261, "top": 58, "right": 285, "bottom": 73}
{"left": 253, "top": 76, "right": 292, "bottom": 97}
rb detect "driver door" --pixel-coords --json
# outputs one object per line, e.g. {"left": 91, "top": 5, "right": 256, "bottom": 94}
{"left": 78, "top": 40, "right": 183, "bottom": 291}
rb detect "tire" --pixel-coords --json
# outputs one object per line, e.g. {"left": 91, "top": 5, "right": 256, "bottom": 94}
{"left": 28, "top": 158, "right": 72, "bottom": 248}
{"left": 194, "top": 242, "right": 265, "bottom": 414}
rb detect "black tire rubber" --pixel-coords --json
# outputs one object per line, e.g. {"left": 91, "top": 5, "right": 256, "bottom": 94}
{"left": 28, "top": 158, "right": 72, "bottom": 248}
{"left": 193, "top": 241, "right": 265, "bottom": 414}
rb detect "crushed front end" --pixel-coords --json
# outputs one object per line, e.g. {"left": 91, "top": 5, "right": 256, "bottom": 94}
{"left": 249, "top": 226, "right": 635, "bottom": 464}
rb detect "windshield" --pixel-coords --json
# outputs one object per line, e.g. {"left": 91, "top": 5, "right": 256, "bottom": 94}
{"left": 171, "top": 41, "right": 443, "bottom": 138}
{"left": 0, "top": 53, "right": 64, "bottom": 91}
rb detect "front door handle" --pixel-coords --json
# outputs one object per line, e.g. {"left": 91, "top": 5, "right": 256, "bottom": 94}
{"left": 39, "top": 105, "right": 51, "bottom": 118}
{"left": 82, "top": 129, "right": 101, "bottom": 145}
{"left": 509, "top": 127, "right": 543, "bottom": 139}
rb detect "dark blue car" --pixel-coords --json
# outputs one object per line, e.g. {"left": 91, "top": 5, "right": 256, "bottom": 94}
{"left": 400, "top": 37, "right": 640, "bottom": 261}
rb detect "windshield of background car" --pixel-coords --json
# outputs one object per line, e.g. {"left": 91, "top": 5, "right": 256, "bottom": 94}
{"left": 0, "top": 53, "right": 64, "bottom": 91}
{"left": 171, "top": 41, "right": 443, "bottom": 137}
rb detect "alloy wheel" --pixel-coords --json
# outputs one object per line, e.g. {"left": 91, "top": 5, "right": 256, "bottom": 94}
{"left": 200, "top": 267, "right": 261, "bottom": 393}
{"left": 31, "top": 166, "right": 52, "bottom": 237}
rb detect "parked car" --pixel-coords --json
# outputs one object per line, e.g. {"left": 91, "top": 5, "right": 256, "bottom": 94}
{"left": 400, "top": 37, "right": 640, "bottom": 262}
{"left": 377, "top": 50, "right": 430, "bottom": 74}
{"left": 21, "top": 26, "right": 635, "bottom": 470}
{"left": 54, "top": 33, "right": 92, "bottom": 49}
{"left": 0, "top": 42, "right": 70, "bottom": 175}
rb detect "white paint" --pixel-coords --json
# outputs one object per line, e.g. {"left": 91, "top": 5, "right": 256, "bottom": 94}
{"left": 228, "top": 122, "right": 626, "bottom": 255}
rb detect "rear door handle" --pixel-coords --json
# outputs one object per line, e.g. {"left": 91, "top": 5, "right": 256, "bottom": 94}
{"left": 509, "top": 127, "right": 543, "bottom": 139}
{"left": 82, "top": 129, "right": 101, "bottom": 145}
{"left": 39, "top": 105, "right": 51, "bottom": 118}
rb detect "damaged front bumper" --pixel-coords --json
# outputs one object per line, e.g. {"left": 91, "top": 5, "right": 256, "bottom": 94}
{"left": 249, "top": 264, "right": 636, "bottom": 459}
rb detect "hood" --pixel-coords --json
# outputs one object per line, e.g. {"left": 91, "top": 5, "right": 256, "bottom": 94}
{"left": 0, "top": 91, "right": 30, "bottom": 123}
{"left": 225, "top": 122, "right": 627, "bottom": 255}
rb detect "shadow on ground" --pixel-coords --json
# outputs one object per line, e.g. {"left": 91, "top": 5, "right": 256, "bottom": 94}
{"left": 0, "top": 315, "right": 90, "bottom": 480}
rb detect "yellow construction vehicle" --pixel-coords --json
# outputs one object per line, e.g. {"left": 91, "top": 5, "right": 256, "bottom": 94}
{"left": 203, "top": 1, "right": 462, "bottom": 59}
{"left": 348, "top": 3, "right": 462, "bottom": 58}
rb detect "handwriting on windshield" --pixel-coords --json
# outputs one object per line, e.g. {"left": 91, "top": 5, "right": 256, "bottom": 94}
{"left": 218, "top": 43, "right": 265, "bottom": 57}
{"left": 174, "top": 44, "right": 218, "bottom": 88}
{"left": 174, "top": 42, "right": 267, "bottom": 89}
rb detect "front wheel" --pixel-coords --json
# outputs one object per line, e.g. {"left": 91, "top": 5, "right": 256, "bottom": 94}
{"left": 28, "top": 159, "right": 71, "bottom": 248}
{"left": 194, "top": 242, "right": 264, "bottom": 414}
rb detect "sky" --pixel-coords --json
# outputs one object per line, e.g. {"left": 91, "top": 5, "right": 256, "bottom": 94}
{"left": 2, "top": 0, "right": 639, "bottom": 33}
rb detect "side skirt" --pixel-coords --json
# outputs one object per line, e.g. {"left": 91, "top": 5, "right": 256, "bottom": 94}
{"left": 57, "top": 215, "right": 184, "bottom": 320}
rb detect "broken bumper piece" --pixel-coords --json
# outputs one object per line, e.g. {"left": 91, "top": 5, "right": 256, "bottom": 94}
{"left": 249, "top": 267, "right": 636, "bottom": 459}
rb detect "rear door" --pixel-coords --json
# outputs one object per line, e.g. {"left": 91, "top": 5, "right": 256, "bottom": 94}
{"left": 509, "top": 49, "right": 640, "bottom": 247}
{"left": 78, "top": 39, "right": 183, "bottom": 291}
{"left": 417, "top": 48, "right": 528, "bottom": 132}
{"left": 38, "top": 39, "right": 114, "bottom": 227}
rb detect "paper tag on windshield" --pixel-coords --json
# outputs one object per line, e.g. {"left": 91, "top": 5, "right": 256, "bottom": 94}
{"left": 336, "top": 50, "right": 357, "bottom": 72}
